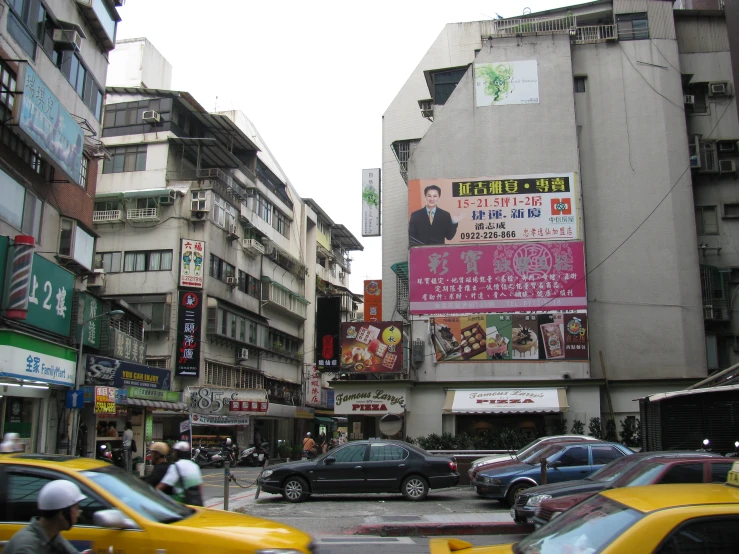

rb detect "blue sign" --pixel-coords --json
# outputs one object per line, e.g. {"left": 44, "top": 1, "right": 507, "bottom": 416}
{"left": 326, "top": 389, "right": 335, "bottom": 409}
{"left": 85, "top": 355, "right": 171, "bottom": 390}
{"left": 66, "top": 390, "right": 85, "bottom": 409}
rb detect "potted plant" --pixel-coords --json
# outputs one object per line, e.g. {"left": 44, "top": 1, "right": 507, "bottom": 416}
{"left": 290, "top": 443, "right": 303, "bottom": 460}
{"left": 277, "top": 441, "right": 291, "bottom": 460}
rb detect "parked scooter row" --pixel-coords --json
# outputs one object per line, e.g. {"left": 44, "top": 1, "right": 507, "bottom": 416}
{"left": 97, "top": 443, "right": 125, "bottom": 468}
{"left": 238, "top": 441, "right": 270, "bottom": 466}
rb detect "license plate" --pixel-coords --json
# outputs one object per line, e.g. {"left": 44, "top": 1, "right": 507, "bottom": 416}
{"left": 258, "top": 454, "right": 264, "bottom": 461}
{"left": 510, "top": 508, "right": 516, "bottom": 520}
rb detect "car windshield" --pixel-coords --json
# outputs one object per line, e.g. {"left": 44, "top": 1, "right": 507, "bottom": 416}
{"left": 521, "top": 444, "right": 566, "bottom": 465}
{"left": 514, "top": 495, "right": 643, "bottom": 554}
{"left": 585, "top": 456, "right": 639, "bottom": 482}
{"left": 83, "top": 467, "right": 194, "bottom": 523}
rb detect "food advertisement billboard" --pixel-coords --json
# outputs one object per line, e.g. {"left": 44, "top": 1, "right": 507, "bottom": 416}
{"left": 430, "top": 312, "right": 588, "bottom": 362}
{"left": 340, "top": 321, "right": 403, "bottom": 373}
{"left": 410, "top": 241, "right": 586, "bottom": 314}
{"left": 407, "top": 174, "right": 578, "bottom": 246}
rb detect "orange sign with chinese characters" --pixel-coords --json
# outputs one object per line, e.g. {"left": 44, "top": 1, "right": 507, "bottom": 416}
{"left": 363, "top": 280, "right": 382, "bottom": 322}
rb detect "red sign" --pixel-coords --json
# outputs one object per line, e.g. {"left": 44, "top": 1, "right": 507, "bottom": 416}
{"left": 228, "top": 400, "right": 268, "bottom": 412}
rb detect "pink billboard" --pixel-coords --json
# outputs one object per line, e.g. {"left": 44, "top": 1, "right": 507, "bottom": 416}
{"left": 409, "top": 241, "right": 586, "bottom": 314}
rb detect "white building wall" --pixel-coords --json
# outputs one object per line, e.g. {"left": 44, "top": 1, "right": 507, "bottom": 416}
{"left": 107, "top": 38, "right": 173, "bottom": 89}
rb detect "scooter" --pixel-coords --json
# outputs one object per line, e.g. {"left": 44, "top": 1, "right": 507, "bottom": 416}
{"left": 238, "top": 441, "right": 270, "bottom": 466}
{"left": 192, "top": 443, "right": 225, "bottom": 468}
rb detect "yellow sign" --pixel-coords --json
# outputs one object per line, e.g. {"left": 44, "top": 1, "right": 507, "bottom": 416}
{"left": 94, "top": 386, "right": 116, "bottom": 414}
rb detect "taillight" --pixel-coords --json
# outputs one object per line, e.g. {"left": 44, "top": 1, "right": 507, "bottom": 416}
{"left": 449, "top": 461, "right": 457, "bottom": 471}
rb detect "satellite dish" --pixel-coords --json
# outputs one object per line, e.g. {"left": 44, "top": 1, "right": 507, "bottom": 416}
{"left": 523, "top": 7, "right": 531, "bottom": 14}
{"left": 379, "top": 413, "right": 403, "bottom": 437}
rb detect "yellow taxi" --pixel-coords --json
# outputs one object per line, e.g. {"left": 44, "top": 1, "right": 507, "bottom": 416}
{"left": 430, "top": 461, "right": 739, "bottom": 554}
{"left": 0, "top": 453, "right": 314, "bottom": 554}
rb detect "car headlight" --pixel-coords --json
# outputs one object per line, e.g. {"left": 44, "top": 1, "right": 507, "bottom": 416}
{"left": 550, "top": 511, "right": 562, "bottom": 520}
{"left": 482, "top": 477, "right": 502, "bottom": 485}
{"left": 525, "top": 494, "right": 552, "bottom": 507}
{"left": 260, "top": 469, "right": 274, "bottom": 478}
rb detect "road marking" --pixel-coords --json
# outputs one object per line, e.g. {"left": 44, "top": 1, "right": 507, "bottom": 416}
{"left": 316, "top": 537, "right": 417, "bottom": 544}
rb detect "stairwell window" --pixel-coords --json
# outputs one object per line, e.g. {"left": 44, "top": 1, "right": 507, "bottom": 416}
{"left": 123, "top": 250, "right": 173, "bottom": 272}
{"left": 695, "top": 206, "right": 719, "bottom": 235}
{"left": 574, "top": 77, "right": 586, "bottom": 93}
{"left": 103, "top": 145, "right": 147, "bottom": 173}
{"left": 616, "top": 13, "right": 649, "bottom": 41}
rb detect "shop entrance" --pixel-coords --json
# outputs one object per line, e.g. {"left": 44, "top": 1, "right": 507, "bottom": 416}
{"left": 455, "top": 413, "right": 558, "bottom": 439}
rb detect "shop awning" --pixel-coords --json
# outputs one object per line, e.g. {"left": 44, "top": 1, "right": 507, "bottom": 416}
{"left": 443, "top": 388, "right": 568, "bottom": 414}
{"left": 332, "top": 417, "right": 348, "bottom": 424}
{"left": 127, "top": 398, "right": 188, "bottom": 411}
{"left": 315, "top": 416, "right": 336, "bottom": 425}
{"left": 640, "top": 383, "right": 739, "bottom": 403}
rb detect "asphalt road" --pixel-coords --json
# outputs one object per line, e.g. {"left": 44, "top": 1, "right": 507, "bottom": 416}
{"left": 310, "top": 535, "right": 526, "bottom": 554}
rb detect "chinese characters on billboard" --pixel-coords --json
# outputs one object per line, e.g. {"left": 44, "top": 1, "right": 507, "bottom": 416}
{"left": 340, "top": 322, "right": 403, "bottom": 373}
{"left": 306, "top": 369, "right": 321, "bottom": 406}
{"left": 179, "top": 239, "right": 205, "bottom": 288}
{"left": 408, "top": 174, "right": 578, "bottom": 246}
{"left": 410, "top": 241, "right": 586, "bottom": 314}
{"left": 430, "top": 312, "right": 588, "bottom": 362}
{"left": 94, "top": 386, "right": 116, "bottom": 414}
{"left": 363, "top": 280, "right": 382, "bottom": 322}
{"left": 176, "top": 290, "right": 202, "bottom": 377}
{"left": 316, "top": 297, "right": 341, "bottom": 370}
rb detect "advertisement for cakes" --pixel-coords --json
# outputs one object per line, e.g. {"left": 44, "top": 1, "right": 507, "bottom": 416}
{"left": 340, "top": 322, "right": 404, "bottom": 373}
{"left": 430, "top": 312, "right": 588, "bottom": 362}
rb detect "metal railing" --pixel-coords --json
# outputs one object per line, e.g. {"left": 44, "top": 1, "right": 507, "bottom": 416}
{"left": 126, "top": 208, "right": 160, "bottom": 221}
{"left": 574, "top": 24, "right": 616, "bottom": 44}
{"left": 166, "top": 168, "right": 254, "bottom": 200}
{"left": 92, "top": 210, "right": 123, "bottom": 223}
{"left": 482, "top": 15, "right": 576, "bottom": 38}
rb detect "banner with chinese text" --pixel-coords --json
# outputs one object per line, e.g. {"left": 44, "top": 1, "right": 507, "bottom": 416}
{"left": 316, "top": 297, "right": 341, "bottom": 370}
{"left": 94, "top": 386, "right": 116, "bottom": 414}
{"left": 410, "top": 241, "right": 586, "bottom": 314}
{"left": 306, "top": 370, "right": 321, "bottom": 406}
{"left": 179, "top": 238, "right": 205, "bottom": 288}
{"left": 175, "top": 290, "right": 202, "bottom": 377}
{"left": 430, "top": 312, "right": 588, "bottom": 362}
{"left": 363, "top": 280, "right": 382, "bottom": 322}
{"left": 340, "top": 321, "right": 403, "bottom": 373}
{"left": 408, "top": 174, "right": 578, "bottom": 246}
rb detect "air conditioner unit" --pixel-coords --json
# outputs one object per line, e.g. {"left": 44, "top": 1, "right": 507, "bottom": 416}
{"left": 225, "top": 276, "right": 237, "bottom": 287}
{"left": 228, "top": 223, "right": 239, "bottom": 236}
{"left": 237, "top": 348, "right": 249, "bottom": 361}
{"left": 53, "top": 29, "right": 82, "bottom": 50}
{"left": 708, "top": 82, "right": 730, "bottom": 96}
{"left": 142, "top": 110, "right": 161, "bottom": 124}
{"left": 718, "top": 141, "right": 738, "bottom": 153}
{"left": 684, "top": 95, "right": 695, "bottom": 105}
{"left": 719, "top": 159, "right": 737, "bottom": 173}
{"left": 87, "top": 269, "right": 105, "bottom": 290}
{"left": 339, "top": 272, "right": 346, "bottom": 279}
{"left": 159, "top": 191, "right": 176, "bottom": 205}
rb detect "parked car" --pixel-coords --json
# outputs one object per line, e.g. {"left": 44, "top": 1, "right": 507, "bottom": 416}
{"left": 532, "top": 452, "right": 735, "bottom": 526}
{"left": 468, "top": 434, "right": 601, "bottom": 482}
{"left": 0, "top": 453, "right": 314, "bottom": 554}
{"left": 429, "top": 482, "right": 739, "bottom": 554}
{"left": 473, "top": 441, "right": 632, "bottom": 505}
{"left": 257, "top": 439, "right": 459, "bottom": 502}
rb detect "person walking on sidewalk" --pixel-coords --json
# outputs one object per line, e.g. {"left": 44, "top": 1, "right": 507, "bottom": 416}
{"left": 122, "top": 422, "right": 134, "bottom": 473}
{"left": 157, "top": 441, "right": 203, "bottom": 506}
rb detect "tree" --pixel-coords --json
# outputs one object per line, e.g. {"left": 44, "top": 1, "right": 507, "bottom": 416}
{"left": 588, "top": 417, "right": 603, "bottom": 439}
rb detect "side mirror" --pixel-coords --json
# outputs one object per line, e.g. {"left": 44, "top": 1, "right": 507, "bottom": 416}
{"left": 92, "top": 509, "right": 138, "bottom": 529}
{"left": 324, "top": 456, "right": 336, "bottom": 465}
{"left": 548, "top": 460, "right": 563, "bottom": 469}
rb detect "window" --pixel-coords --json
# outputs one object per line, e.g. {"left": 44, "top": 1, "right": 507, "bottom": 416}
{"left": 146, "top": 358, "right": 168, "bottom": 369}
{"left": 274, "top": 209, "right": 290, "bottom": 237}
{"left": 55, "top": 50, "right": 104, "bottom": 121}
{"left": 616, "top": 13, "right": 649, "bottom": 40}
{"left": 103, "top": 145, "right": 147, "bottom": 174}
{"left": 0, "top": 170, "right": 42, "bottom": 241}
{"left": 213, "top": 193, "right": 226, "bottom": 227}
{"left": 658, "top": 463, "right": 704, "bottom": 484}
{"left": 332, "top": 443, "right": 366, "bottom": 463}
{"left": 591, "top": 446, "right": 623, "bottom": 465}
{"left": 431, "top": 67, "right": 468, "bottom": 105}
{"left": 208, "top": 254, "right": 234, "bottom": 281}
{"left": 557, "top": 446, "right": 589, "bottom": 466}
{"left": 95, "top": 251, "right": 121, "bottom": 273}
{"left": 710, "top": 462, "right": 733, "bottom": 483}
{"left": 723, "top": 203, "right": 739, "bottom": 219}
{"left": 237, "top": 270, "right": 261, "bottom": 299}
{"left": 259, "top": 194, "right": 272, "bottom": 224}
{"left": 79, "top": 155, "right": 89, "bottom": 188}
{"left": 123, "top": 250, "right": 173, "bottom": 272}
{"left": 696, "top": 206, "right": 719, "bottom": 235}
{"left": 369, "top": 444, "right": 407, "bottom": 461}
{"left": 700, "top": 140, "right": 718, "bottom": 172}
{"left": 192, "top": 190, "right": 207, "bottom": 211}
{"left": 685, "top": 83, "right": 708, "bottom": 114}
{"left": 656, "top": 517, "right": 739, "bottom": 554}
{"left": 574, "top": 77, "right": 586, "bottom": 93}
{"left": 133, "top": 303, "right": 171, "bottom": 331}
{"left": 0, "top": 60, "right": 17, "bottom": 120}
{"left": 59, "top": 218, "right": 73, "bottom": 257}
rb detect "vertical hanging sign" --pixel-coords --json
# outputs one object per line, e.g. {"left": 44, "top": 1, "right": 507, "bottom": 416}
{"left": 179, "top": 239, "right": 205, "bottom": 288}
{"left": 361, "top": 168, "right": 381, "bottom": 237}
{"left": 175, "top": 289, "right": 202, "bottom": 377}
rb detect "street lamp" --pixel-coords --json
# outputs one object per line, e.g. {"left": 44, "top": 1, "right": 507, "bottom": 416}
{"left": 69, "top": 309, "right": 125, "bottom": 455}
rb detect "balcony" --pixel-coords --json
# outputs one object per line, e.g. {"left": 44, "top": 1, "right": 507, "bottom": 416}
{"left": 261, "top": 278, "right": 309, "bottom": 320}
{"left": 242, "top": 238, "right": 265, "bottom": 257}
{"left": 93, "top": 210, "right": 124, "bottom": 224}
{"left": 166, "top": 168, "right": 254, "bottom": 204}
{"left": 481, "top": 14, "right": 576, "bottom": 39}
{"left": 573, "top": 25, "right": 616, "bottom": 44}
{"left": 126, "top": 207, "right": 160, "bottom": 223}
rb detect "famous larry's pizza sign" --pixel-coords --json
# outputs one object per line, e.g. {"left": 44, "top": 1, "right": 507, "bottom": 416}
{"left": 333, "top": 388, "right": 408, "bottom": 415}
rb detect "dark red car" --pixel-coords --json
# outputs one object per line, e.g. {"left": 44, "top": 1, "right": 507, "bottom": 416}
{"left": 534, "top": 454, "right": 734, "bottom": 526}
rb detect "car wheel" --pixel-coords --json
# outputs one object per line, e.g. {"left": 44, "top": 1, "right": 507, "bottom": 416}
{"left": 282, "top": 476, "right": 309, "bottom": 503}
{"left": 401, "top": 475, "right": 429, "bottom": 501}
{"left": 505, "top": 482, "right": 532, "bottom": 507}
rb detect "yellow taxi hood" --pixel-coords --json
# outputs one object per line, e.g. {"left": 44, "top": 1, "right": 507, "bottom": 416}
{"left": 0, "top": 453, "right": 108, "bottom": 471}
{"left": 173, "top": 507, "right": 312, "bottom": 547}
{"left": 601, "top": 483, "right": 739, "bottom": 513}
{"left": 429, "top": 538, "right": 513, "bottom": 554}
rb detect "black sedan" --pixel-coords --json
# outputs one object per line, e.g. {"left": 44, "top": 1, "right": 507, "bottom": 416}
{"left": 257, "top": 440, "right": 459, "bottom": 502}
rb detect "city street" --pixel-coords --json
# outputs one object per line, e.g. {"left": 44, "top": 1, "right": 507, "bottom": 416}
{"left": 305, "top": 535, "right": 526, "bottom": 554}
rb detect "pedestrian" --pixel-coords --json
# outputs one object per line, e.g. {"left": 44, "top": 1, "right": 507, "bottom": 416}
{"left": 2, "top": 479, "right": 86, "bottom": 554}
{"left": 143, "top": 442, "right": 170, "bottom": 488}
{"left": 105, "top": 422, "right": 118, "bottom": 438}
{"left": 317, "top": 431, "right": 327, "bottom": 454}
{"left": 122, "top": 422, "right": 133, "bottom": 473}
{"left": 254, "top": 426, "right": 263, "bottom": 447}
{"left": 157, "top": 441, "right": 203, "bottom": 506}
{"left": 302, "top": 432, "right": 316, "bottom": 457}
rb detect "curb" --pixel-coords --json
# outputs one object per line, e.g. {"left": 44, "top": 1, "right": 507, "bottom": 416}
{"left": 352, "top": 522, "right": 534, "bottom": 537}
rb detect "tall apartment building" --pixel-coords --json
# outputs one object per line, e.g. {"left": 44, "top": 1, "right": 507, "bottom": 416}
{"left": 0, "top": 0, "right": 124, "bottom": 453}
{"left": 363, "top": 0, "right": 739, "bottom": 442}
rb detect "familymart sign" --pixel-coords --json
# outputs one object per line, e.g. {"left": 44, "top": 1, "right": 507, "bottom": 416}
{"left": 0, "top": 330, "right": 76, "bottom": 386}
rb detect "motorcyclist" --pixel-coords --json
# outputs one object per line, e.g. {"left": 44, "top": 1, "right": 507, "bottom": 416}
{"left": 157, "top": 441, "right": 204, "bottom": 506}
{"left": 143, "top": 442, "right": 171, "bottom": 488}
{"left": 3, "top": 479, "right": 86, "bottom": 554}
{"left": 302, "top": 432, "right": 316, "bottom": 458}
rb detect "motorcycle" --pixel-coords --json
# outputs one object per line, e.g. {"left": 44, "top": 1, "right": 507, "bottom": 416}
{"left": 238, "top": 441, "right": 269, "bottom": 467}
{"left": 192, "top": 442, "right": 226, "bottom": 468}
{"left": 97, "top": 443, "right": 125, "bottom": 468}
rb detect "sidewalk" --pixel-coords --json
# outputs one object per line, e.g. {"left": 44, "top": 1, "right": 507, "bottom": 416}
{"left": 352, "top": 512, "right": 533, "bottom": 537}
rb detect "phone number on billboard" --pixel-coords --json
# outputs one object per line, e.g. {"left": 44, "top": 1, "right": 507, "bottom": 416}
{"left": 460, "top": 231, "right": 516, "bottom": 240}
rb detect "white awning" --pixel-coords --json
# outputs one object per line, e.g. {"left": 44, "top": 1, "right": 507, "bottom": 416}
{"left": 443, "top": 388, "right": 568, "bottom": 414}
{"left": 641, "top": 383, "right": 739, "bottom": 403}
{"left": 126, "top": 398, "right": 188, "bottom": 411}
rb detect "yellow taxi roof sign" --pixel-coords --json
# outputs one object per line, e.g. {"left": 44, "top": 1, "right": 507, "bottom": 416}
{"left": 726, "top": 461, "right": 739, "bottom": 487}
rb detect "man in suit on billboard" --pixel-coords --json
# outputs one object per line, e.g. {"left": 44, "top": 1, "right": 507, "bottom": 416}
{"left": 409, "top": 185, "right": 465, "bottom": 245}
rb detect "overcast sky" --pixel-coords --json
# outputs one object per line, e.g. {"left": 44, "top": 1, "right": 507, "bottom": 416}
{"left": 115, "top": 0, "right": 584, "bottom": 293}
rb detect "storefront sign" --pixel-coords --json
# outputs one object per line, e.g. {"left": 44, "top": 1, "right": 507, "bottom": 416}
{"left": 127, "top": 386, "right": 180, "bottom": 403}
{"left": 408, "top": 174, "right": 578, "bottom": 247}
{"left": 110, "top": 327, "right": 147, "bottom": 364}
{"left": 94, "top": 386, "right": 116, "bottom": 414}
{"left": 363, "top": 280, "right": 382, "bottom": 322}
{"left": 179, "top": 239, "right": 205, "bottom": 288}
{"left": 334, "top": 387, "right": 408, "bottom": 415}
{"left": 145, "top": 413, "right": 153, "bottom": 443}
{"left": 0, "top": 330, "right": 76, "bottom": 386}
{"left": 326, "top": 389, "right": 335, "bottom": 409}
{"left": 447, "top": 388, "right": 568, "bottom": 413}
{"left": 339, "top": 322, "right": 403, "bottom": 373}
{"left": 190, "top": 413, "right": 250, "bottom": 426}
{"left": 474, "top": 60, "right": 539, "bottom": 106}
{"left": 410, "top": 241, "right": 586, "bottom": 314}
{"left": 306, "top": 370, "right": 321, "bottom": 406}
{"left": 186, "top": 386, "right": 268, "bottom": 415}
{"left": 361, "top": 168, "right": 381, "bottom": 236}
{"left": 86, "top": 355, "right": 171, "bottom": 390}
{"left": 320, "top": 387, "right": 328, "bottom": 407}
{"left": 175, "top": 290, "right": 202, "bottom": 376}
{"left": 229, "top": 400, "right": 268, "bottom": 412}
{"left": 14, "top": 65, "right": 84, "bottom": 185}
{"left": 316, "top": 297, "right": 341, "bottom": 370}
{"left": 76, "top": 293, "right": 101, "bottom": 348}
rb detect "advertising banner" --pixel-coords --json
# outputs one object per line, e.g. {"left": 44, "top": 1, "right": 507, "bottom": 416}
{"left": 410, "top": 241, "right": 586, "bottom": 314}
{"left": 110, "top": 327, "right": 147, "bottom": 365}
{"left": 474, "top": 60, "right": 539, "bottom": 106}
{"left": 190, "top": 413, "right": 250, "bottom": 426}
{"left": 430, "top": 312, "right": 588, "bottom": 362}
{"left": 127, "top": 386, "right": 180, "bottom": 403}
{"left": 186, "top": 386, "right": 268, "bottom": 415}
{"left": 363, "top": 280, "right": 382, "bottom": 322}
{"left": 316, "top": 297, "right": 341, "bottom": 370}
{"left": 179, "top": 238, "right": 205, "bottom": 288}
{"left": 361, "top": 168, "right": 381, "bottom": 236}
{"left": 340, "top": 321, "right": 403, "bottom": 373}
{"left": 175, "top": 290, "right": 202, "bottom": 377}
{"left": 408, "top": 174, "right": 577, "bottom": 246}
{"left": 306, "top": 369, "right": 321, "bottom": 406}
{"left": 448, "top": 388, "right": 567, "bottom": 413}
{"left": 0, "top": 330, "right": 76, "bottom": 386}
{"left": 76, "top": 293, "right": 101, "bottom": 348}
{"left": 85, "top": 355, "right": 172, "bottom": 390}
{"left": 334, "top": 387, "right": 408, "bottom": 415}
{"left": 94, "top": 386, "right": 116, "bottom": 414}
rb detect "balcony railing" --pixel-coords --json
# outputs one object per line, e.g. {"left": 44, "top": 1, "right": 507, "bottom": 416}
{"left": 574, "top": 24, "right": 616, "bottom": 44}
{"left": 482, "top": 15, "right": 576, "bottom": 39}
{"left": 93, "top": 210, "right": 123, "bottom": 223}
{"left": 166, "top": 167, "right": 254, "bottom": 201}
{"left": 126, "top": 208, "right": 160, "bottom": 222}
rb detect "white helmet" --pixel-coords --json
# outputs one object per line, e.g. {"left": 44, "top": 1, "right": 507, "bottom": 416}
{"left": 173, "top": 441, "right": 191, "bottom": 452}
{"left": 306, "top": 432, "right": 311, "bottom": 437}
{"left": 38, "top": 480, "right": 86, "bottom": 511}
{"left": 225, "top": 438, "right": 232, "bottom": 446}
